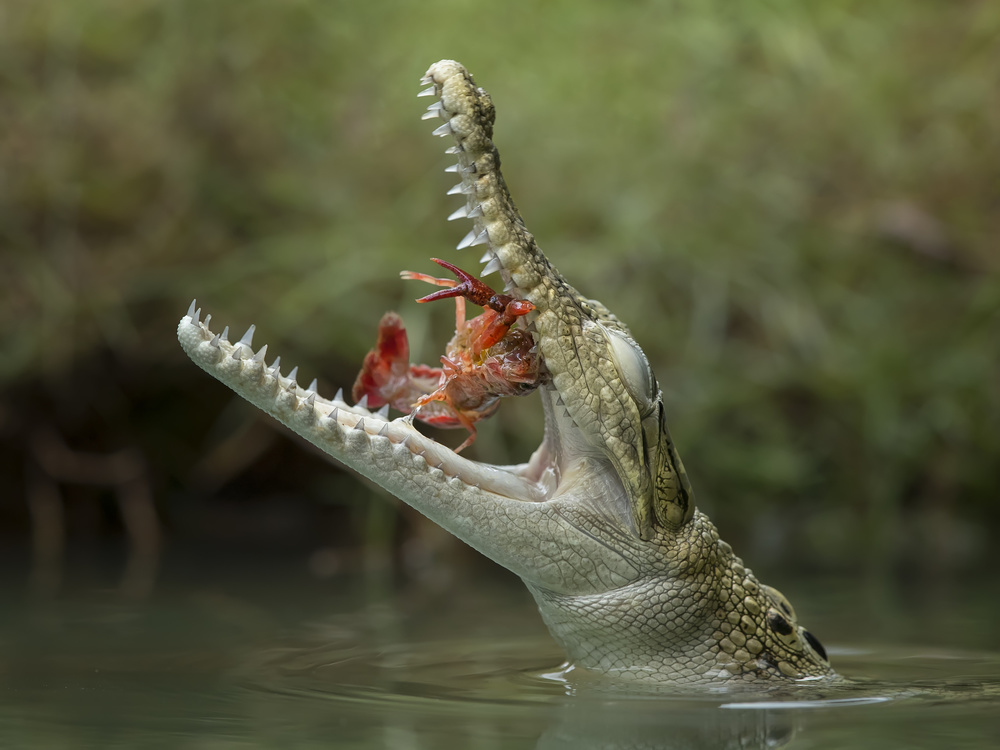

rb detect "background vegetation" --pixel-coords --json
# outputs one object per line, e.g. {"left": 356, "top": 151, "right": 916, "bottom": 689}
{"left": 2, "top": 0, "right": 997, "bottom": 584}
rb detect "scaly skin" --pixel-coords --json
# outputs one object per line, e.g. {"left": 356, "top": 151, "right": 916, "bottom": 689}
{"left": 178, "top": 60, "right": 834, "bottom": 685}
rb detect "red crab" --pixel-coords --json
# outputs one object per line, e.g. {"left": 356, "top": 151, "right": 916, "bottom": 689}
{"left": 352, "top": 258, "right": 541, "bottom": 451}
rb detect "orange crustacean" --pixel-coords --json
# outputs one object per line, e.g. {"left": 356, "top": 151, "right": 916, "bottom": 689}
{"left": 352, "top": 259, "right": 542, "bottom": 451}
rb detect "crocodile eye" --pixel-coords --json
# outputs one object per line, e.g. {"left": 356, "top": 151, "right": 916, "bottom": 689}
{"left": 604, "top": 326, "right": 656, "bottom": 416}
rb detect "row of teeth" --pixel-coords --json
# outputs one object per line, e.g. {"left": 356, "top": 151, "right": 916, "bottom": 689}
{"left": 184, "top": 300, "right": 389, "bottom": 418}
{"left": 182, "top": 299, "right": 554, "bottom": 500}
{"left": 418, "top": 73, "right": 515, "bottom": 294}
{"left": 182, "top": 299, "right": 508, "bottom": 482}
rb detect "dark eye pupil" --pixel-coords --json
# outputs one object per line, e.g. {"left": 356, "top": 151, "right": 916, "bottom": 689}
{"left": 803, "top": 630, "right": 828, "bottom": 661}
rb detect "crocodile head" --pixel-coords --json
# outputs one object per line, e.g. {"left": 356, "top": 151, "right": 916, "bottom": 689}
{"left": 178, "top": 60, "right": 834, "bottom": 685}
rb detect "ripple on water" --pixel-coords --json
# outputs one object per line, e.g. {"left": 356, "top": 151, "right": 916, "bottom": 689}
{"left": 238, "top": 633, "right": 1000, "bottom": 714}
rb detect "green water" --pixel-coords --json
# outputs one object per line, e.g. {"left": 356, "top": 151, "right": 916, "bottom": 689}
{"left": 3, "top": 555, "right": 999, "bottom": 749}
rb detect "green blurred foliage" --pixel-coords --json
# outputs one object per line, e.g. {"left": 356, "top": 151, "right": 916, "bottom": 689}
{"left": 1, "top": 0, "right": 998, "bottom": 570}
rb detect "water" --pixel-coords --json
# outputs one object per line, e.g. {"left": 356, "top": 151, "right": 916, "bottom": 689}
{"left": 3, "top": 555, "right": 999, "bottom": 749}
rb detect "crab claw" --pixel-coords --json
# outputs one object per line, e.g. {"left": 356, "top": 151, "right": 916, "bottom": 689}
{"left": 407, "top": 258, "right": 500, "bottom": 311}
{"left": 352, "top": 311, "right": 412, "bottom": 408}
{"left": 405, "top": 258, "right": 536, "bottom": 324}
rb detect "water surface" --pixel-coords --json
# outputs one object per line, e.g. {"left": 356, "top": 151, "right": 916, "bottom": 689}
{"left": 3, "top": 554, "right": 998, "bottom": 749}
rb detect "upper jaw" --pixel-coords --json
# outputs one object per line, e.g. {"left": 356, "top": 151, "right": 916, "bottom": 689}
{"left": 420, "top": 60, "right": 654, "bottom": 533}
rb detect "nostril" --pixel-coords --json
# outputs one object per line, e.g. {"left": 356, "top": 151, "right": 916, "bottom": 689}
{"left": 802, "top": 629, "right": 828, "bottom": 661}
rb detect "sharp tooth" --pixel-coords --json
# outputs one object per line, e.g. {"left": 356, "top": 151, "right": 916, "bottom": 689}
{"left": 231, "top": 347, "right": 243, "bottom": 361}
{"left": 221, "top": 326, "right": 230, "bottom": 342}
{"left": 287, "top": 366, "right": 299, "bottom": 385}
{"left": 482, "top": 256, "right": 503, "bottom": 276}
{"left": 328, "top": 407, "right": 340, "bottom": 423}
{"left": 467, "top": 204, "right": 483, "bottom": 218}
{"left": 377, "top": 404, "right": 390, "bottom": 419}
{"left": 378, "top": 423, "right": 390, "bottom": 438}
{"left": 356, "top": 394, "right": 369, "bottom": 410}
{"left": 456, "top": 230, "right": 477, "bottom": 249}
{"left": 444, "top": 163, "right": 460, "bottom": 173}
{"left": 431, "top": 122, "right": 452, "bottom": 137}
{"left": 417, "top": 84, "right": 436, "bottom": 97}
{"left": 306, "top": 392, "right": 316, "bottom": 408}
{"left": 209, "top": 333, "right": 221, "bottom": 348}
{"left": 186, "top": 299, "right": 197, "bottom": 318}
{"left": 419, "top": 74, "right": 433, "bottom": 85}
{"left": 252, "top": 344, "right": 268, "bottom": 363}
{"left": 446, "top": 182, "right": 472, "bottom": 195}
{"left": 504, "top": 279, "right": 518, "bottom": 293}
{"left": 447, "top": 205, "right": 469, "bottom": 221}
{"left": 203, "top": 314, "right": 212, "bottom": 329}
{"left": 354, "top": 417, "right": 366, "bottom": 432}
{"left": 461, "top": 164, "right": 477, "bottom": 174}
{"left": 444, "top": 145, "right": 463, "bottom": 155}
{"left": 334, "top": 387, "right": 344, "bottom": 403}
{"left": 308, "top": 378, "right": 318, "bottom": 393}
{"left": 470, "top": 229, "right": 489, "bottom": 247}
{"left": 239, "top": 325, "right": 255, "bottom": 347}
{"left": 421, "top": 102, "right": 445, "bottom": 121}
{"left": 479, "top": 250, "right": 493, "bottom": 263}
{"left": 268, "top": 356, "right": 281, "bottom": 375}
{"left": 555, "top": 395, "right": 564, "bottom": 406}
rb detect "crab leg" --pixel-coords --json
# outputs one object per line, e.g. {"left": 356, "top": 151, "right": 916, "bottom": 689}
{"left": 400, "top": 265, "right": 468, "bottom": 331}
{"left": 412, "top": 389, "right": 481, "bottom": 454}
